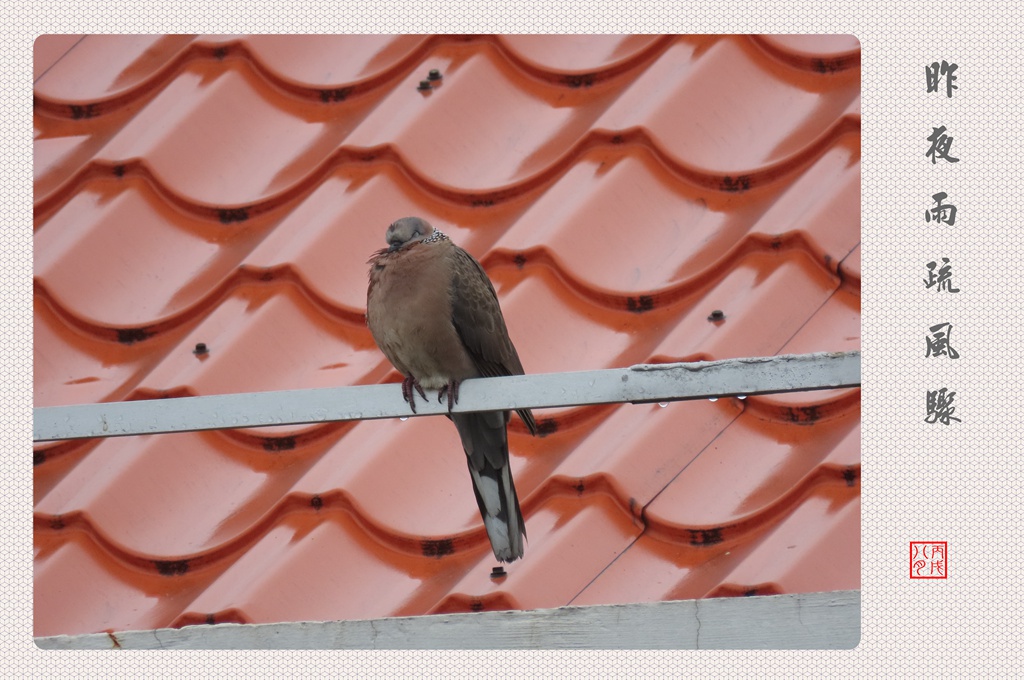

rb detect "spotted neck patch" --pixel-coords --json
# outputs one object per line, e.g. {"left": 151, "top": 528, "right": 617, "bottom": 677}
{"left": 422, "top": 229, "right": 448, "bottom": 244}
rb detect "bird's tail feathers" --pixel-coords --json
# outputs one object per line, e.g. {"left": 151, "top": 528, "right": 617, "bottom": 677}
{"left": 454, "top": 411, "right": 526, "bottom": 562}
{"left": 467, "top": 462, "right": 524, "bottom": 562}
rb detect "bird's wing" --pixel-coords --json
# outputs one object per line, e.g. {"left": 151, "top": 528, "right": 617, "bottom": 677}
{"left": 448, "top": 246, "right": 537, "bottom": 436}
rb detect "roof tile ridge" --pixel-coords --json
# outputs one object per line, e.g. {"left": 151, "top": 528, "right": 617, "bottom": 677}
{"left": 492, "top": 34, "right": 677, "bottom": 86}
{"left": 746, "top": 35, "right": 862, "bottom": 74}
{"left": 481, "top": 229, "right": 841, "bottom": 316}
{"left": 640, "top": 463, "right": 860, "bottom": 547}
{"left": 33, "top": 36, "right": 439, "bottom": 115}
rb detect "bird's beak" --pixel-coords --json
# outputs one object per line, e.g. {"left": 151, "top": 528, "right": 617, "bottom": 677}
{"left": 388, "top": 242, "right": 402, "bottom": 253}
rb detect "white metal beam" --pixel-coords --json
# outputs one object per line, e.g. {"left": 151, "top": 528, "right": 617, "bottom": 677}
{"left": 34, "top": 590, "right": 860, "bottom": 650}
{"left": 33, "top": 351, "right": 859, "bottom": 442}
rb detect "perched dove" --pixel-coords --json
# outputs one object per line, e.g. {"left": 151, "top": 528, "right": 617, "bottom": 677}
{"left": 366, "top": 216, "right": 538, "bottom": 563}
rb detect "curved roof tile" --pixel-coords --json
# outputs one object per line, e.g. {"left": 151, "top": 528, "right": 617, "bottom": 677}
{"left": 34, "top": 34, "right": 860, "bottom": 637}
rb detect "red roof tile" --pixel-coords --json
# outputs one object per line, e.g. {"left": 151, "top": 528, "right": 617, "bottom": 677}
{"left": 34, "top": 34, "right": 860, "bottom": 637}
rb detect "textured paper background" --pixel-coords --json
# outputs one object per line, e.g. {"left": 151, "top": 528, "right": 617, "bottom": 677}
{"left": 10, "top": 1, "right": 1020, "bottom": 676}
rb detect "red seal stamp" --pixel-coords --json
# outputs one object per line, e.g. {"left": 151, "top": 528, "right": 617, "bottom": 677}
{"left": 910, "top": 541, "right": 947, "bottom": 579}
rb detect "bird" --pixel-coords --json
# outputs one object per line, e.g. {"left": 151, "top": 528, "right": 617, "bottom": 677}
{"left": 366, "top": 216, "right": 538, "bottom": 563}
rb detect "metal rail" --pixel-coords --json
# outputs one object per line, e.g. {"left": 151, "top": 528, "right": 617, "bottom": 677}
{"left": 33, "top": 351, "right": 860, "bottom": 442}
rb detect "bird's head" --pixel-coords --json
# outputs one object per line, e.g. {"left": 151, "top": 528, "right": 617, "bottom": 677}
{"left": 385, "top": 216, "right": 436, "bottom": 252}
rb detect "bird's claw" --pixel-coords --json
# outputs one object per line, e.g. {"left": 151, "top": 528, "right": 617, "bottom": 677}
{"left": 437, "top": 379, "right": 460, "bottom": 412}
{"left": 401, "top": 376, "right": 427, "bottom": 413}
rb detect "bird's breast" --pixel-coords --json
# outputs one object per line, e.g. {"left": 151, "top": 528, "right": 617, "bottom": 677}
{"left": 367, "top": 244, "right": 477, "bottom": 385}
